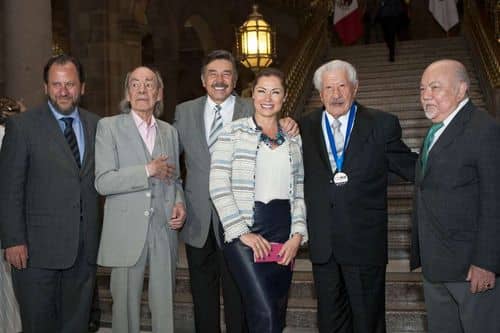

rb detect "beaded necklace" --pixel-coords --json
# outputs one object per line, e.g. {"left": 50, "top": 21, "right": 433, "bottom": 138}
{"left": 253, "top": 116, "right": 286, "bottom": 148}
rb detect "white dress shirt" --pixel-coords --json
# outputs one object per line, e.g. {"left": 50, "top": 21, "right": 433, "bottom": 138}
{"left": 321, "top": 105, "right": 357, "bottom": 172}
{"left": 204, "top": 95, "right": 236, "bottom": 143}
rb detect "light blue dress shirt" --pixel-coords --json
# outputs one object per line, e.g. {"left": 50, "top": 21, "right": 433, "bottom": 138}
{"left": 48, "top": 101, "right": 85, "bottom": 164}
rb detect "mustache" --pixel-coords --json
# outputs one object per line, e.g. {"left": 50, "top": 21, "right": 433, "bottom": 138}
{"left": 328, "top": 99, "right": 345, "bottom": 104}
{"left": 211, "top": 82, "right": 229, "bottom": 89}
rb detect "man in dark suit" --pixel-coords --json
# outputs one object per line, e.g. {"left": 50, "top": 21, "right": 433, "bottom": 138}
{"left": 300, "top": 59, "right": 417, "bottom": 333}
{"left": 411, "top": 59, "right": 500, "bottom": 332}
{"left": 0, "top": 55, "right": 100, "bottom": 333}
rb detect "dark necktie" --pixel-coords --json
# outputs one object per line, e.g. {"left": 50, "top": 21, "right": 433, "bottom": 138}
{"left": 61, "top": 117, "right": 81, "bottom": 168}
{"left": 420, "top": 122, "right": 443, "bottom": 175}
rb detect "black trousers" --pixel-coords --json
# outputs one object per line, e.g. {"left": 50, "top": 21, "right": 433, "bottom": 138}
{"left": 224, "top": 200, "right": 293, "bottom": 333}
{"left": 185, "top": 223, "right": 247, "bottom": 333}
{"left": 380, "top": 16, "right": 400, "bottom": 60}
{"left": 312, "top": 253, "right": 386, "bottom": 333}
{"left": 89, "top": 282, "right": 101, "bottom": 323}
{"left": 12, "top": 243, "right": 96, "bottom": 333}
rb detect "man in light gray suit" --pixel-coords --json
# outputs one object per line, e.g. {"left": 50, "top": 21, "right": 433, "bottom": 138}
{"left": 95, "top": 66, "right": 186, "bottom": 333}
{"left": 175, "top": 50, "right": 299, "bottom": 333}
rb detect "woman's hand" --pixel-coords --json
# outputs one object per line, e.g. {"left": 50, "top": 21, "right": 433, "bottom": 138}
{"left": 240, "top": 233, "right": 271, "bottom": 260}
{"left": 277, "top": 233, "right": 302, "bottom": 266}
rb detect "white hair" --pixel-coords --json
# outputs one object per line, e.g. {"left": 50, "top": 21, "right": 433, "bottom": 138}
{"left": 313, "top": 60, "right": 358, "bottom": 91}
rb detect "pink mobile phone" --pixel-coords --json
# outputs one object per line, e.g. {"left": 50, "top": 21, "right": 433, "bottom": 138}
{"left": 254, "top": 242, "right": 283, "bottom": 263}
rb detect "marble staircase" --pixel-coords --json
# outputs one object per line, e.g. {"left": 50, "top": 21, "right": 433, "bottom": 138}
{"left": 95, "top": 36, "right": 486, "bottom": 332}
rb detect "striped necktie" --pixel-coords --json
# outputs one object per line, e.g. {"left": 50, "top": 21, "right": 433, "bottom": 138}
{"left": 61, "top": 117, "right": 81, "bottom": 168}
{"left": 208, "top": 104, "right": 223, "bottom": 153}
{"left": 420, "top": 122, "right": 443, "bottom": 175}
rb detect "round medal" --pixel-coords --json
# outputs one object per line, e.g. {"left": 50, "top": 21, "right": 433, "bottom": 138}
{"left": 333, "top": 172, "right": 348, "bottom": 186}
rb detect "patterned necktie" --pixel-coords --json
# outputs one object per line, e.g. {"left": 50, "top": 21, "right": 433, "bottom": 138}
{"left": 420, "top": 122, "right": 443, "bottom": 174}
{"left": 332, "top": 118, "right": 344, "bottom": 155}
{"left": 328, "top": 117, "right": 344, "bottom": 171}
{"left": 61, "top": 117, "right": 81, "bottom": 168}
{"left": 208, "top": 104, "right": 223, "bottom": 153}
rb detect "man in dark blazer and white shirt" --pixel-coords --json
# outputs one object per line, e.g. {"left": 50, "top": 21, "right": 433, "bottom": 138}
{"left": 300, "top": 59, "right": 417, "bottom": 333}
{"left": 411, "top": 59, "right": 500, "bottom": 332}
{"left": 0, "top": 55, "right": 100, "bottom": 333}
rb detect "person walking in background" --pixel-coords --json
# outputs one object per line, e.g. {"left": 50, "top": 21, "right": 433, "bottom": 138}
{"left": 411, "top": 59, "right": 500, "bottom": 332}
{"left": 210, "top": 68, "right": 307, "bottom": 333}
{"left": 0, "top": 54, "right": 101, "bottom": 333}
{"left": 377, "top": 0, "right": 404, "bottom": 61}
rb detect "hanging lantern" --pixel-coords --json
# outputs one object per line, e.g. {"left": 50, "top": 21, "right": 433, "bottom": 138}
{"left": 235, "top": 4, "right": 277, "bottom": 72}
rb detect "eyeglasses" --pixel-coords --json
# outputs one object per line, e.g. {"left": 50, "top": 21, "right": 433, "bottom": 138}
{"left": 129, "top": 80, "right": 157, "bottom": 91}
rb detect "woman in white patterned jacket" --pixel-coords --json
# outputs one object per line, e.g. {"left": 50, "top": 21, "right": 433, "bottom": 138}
{"left": 209, "top": 68, "right": 307, "bottom": 333}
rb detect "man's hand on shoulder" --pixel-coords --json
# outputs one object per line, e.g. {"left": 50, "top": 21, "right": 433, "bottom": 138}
{"left": 279, "top": 117, "right": 300, "bottom": 137}
{"left": 5, "top": 244, "right": 28, "bottom": 269}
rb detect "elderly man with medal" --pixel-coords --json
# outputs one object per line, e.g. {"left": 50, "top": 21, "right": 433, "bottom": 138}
{"left": 299, "top": 59, "right": 417, "bottom": 333}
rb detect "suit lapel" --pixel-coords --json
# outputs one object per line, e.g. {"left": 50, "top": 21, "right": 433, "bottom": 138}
{"left": 343, "top": 105, "right": 373, "bottom": 172}
{"left": 79, "top": 110, "right": 93, "bottom": 176}
{"left": 423, "top": 102, "right": 472, "bottom": 179}
{"left": 39, "top": 105, "right": 80, "bottom": 172}
{"left": 194, "top": 96, "right": 210, "bottom": 157}
{"left": 232, "top": 96, "right": 246, "bottom": 120}
{"left": 122, "top": 113, "right": 150, "bottom": 163}
{"left": 311, "top": 109, "right": 333, "bottom": 174}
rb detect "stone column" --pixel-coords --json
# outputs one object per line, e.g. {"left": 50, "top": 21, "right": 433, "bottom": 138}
{"left": 4, "top": 0, "right": 52, "bottom": 107}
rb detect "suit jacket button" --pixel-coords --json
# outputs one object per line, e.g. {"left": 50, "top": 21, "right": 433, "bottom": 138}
{"left": 145, "top": 192, "right": 151, "bottom": 198}
{"left": 329, "top": 179, "right": 334, "bottom": 184}
{"left": 144, "top": 211, "right": 150, "bottom": 217}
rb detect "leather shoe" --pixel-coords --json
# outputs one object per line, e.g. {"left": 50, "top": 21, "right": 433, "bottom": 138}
{"left": 88, "top": 320, "right": 100, "bottom": 332}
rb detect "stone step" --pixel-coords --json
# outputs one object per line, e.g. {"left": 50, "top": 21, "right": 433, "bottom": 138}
{"left": 96, "top": 269, "right": 424, "bottom": 331}
{"left": 388, "top": 183, "right": 414, "bottom": 199}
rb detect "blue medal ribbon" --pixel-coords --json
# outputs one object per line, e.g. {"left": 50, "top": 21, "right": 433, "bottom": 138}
{"left": 324, "top": 103, "right": 357, "bottom": 172}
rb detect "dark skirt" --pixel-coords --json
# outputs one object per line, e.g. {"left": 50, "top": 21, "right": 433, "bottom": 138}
{"left": 223, "top": 199, "right": 293, "bottom": 333}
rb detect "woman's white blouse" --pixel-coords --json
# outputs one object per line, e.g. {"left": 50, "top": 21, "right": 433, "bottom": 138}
{"left": 254, "top": 141, "right": 291, "bottom": 203}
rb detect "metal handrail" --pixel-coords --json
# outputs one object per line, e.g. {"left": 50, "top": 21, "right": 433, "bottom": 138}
{"left": 280, "top": 0, "right": 331, "bottom": 118}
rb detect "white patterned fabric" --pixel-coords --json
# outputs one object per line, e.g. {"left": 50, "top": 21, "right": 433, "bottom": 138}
{"left": 209, "top": 117, "right": 307, "bottom": 244}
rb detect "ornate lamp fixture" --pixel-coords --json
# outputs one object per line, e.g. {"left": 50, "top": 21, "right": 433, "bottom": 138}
{"left": 235, "top": 4, "right": 276, "bottom": 72}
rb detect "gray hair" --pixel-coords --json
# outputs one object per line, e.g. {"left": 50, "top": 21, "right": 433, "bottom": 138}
{"left": 119, "top": 66, "right": 164, "bottom": 117}
{"left": 313, "top": 60, "right": 358, "bottom": 91}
